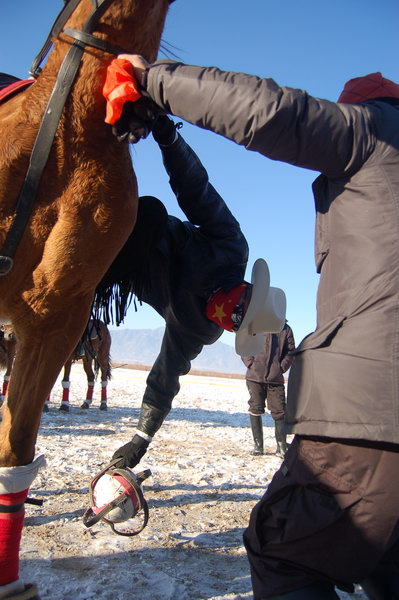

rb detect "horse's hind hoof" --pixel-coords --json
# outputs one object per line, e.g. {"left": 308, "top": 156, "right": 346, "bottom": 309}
{"left": 59, "top": 403, "right": 69, "bottom": 413}
{"left": 80, "top": 401, "right": 90, "bottom": 409}
{"left": 100, "top": 402, "right": 107, "bottom": 411}
{"left": 3, "top": 583, "right": 41, "bottom": 599}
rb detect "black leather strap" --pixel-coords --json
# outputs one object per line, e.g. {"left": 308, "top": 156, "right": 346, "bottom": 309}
{"left": 0, "top": 0, "right": 121, "bottom": 276}
{"left": 0, "top": 40, "right": 86, "bottom": 275}
{"left": 30, "top": 0, "right": 84, "bottom": 77}
{"left": 63, "top": 28, "right": 126, "bottom": 57}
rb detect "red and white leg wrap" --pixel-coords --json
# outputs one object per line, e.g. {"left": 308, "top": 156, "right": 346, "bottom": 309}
{"left": 85, "top": 382, "right": 94, "bottom": 404}
{"left": 101, "top": 381, "right": 107, "bottom": 403}
{"left": 0, "top": 456, "right": 46, "bottom": 595}
{"left": 0, "top": 488, "right": 28, "bottom": 587}
{"left": 60, "top": 381, "right": 70, "bottom": 407}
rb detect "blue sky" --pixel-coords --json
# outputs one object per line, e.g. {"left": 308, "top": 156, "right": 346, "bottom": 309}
{"left": 1, "top": 1, "right": 397, "bottom": 348}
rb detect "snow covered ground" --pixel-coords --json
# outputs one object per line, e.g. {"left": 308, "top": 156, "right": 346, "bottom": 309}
{"left": 18, "top": 365, "right": 366, "bottom": 600}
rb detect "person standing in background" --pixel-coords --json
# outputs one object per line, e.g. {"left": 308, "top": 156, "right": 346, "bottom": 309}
{"left": 242, "top": 322, "right": 295, "bottom": 457}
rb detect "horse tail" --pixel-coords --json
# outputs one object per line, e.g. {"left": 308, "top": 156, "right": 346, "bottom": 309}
{"left": 91, "top": 320, "right": 112, "bottom": 381}
{"left": 94, "top": 357, "right": 100, "bottom": 380}
{"left": 106, "top": 353, "right": 112, "bottom": 380}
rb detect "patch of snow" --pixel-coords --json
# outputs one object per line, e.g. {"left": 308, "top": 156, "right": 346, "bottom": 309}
{"left": 14, "top": 365, "right": 366, "bottom": 599}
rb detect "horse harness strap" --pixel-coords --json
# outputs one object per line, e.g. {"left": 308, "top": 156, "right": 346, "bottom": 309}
{"left": 29, "top": 0, "right": 84, "bottom": 77}
{"left": 63, "top": 28, "right": 127, "bottom": 57}
{"left": 0, "top": 78, "right": 34, "bottom": 105}
{"left": 29, "top": 0, "right": 113, "bottom": 77}
{"left": 0, "top": 42, "right": 87, "bottom": 276}
{"left": 0, "top": 0, "right": 124, "bottom": 276}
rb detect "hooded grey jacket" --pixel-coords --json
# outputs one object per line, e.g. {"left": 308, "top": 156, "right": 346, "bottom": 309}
{"left": 144, "top": 60, "right": 399, "bottom": 444}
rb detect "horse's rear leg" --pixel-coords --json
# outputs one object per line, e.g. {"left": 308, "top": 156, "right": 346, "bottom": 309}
{"left": 1, "top": 374, "right": 9, "bottom": 402}
{"left": 0, "top": 339, "right": 16, "bottom": 405}
{"left": 0, "top": 371, "right": 9, "bottom": 407}
{"left": 80, "top": 354, "right": 95, "bottom": 409}
{"left": 98, "top": 325, "right": 112, "bottom": 411}
{"left": 100, "top": 377, "right": 108, "bottom": 410}
{"left": 99, "top": 354, "right": 109, "bottom": 411}
{"left": 0, "top": 308, "right": 91, "bottom": 595}
{"left": 59, "top": 358, "right": 73, "bottom": 413}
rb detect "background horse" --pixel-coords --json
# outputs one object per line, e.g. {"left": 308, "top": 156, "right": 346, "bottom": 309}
{"left": 0, "top": 1, "right": 172, "bottom": 597}
{"left": 56, "top": 319, "right": 112, "bottom": 412}
{"left": 0, "top": 325, "right": 16, "bottom": 405}
{"left": 0, "top": 320, "right": 112, "bottom": 412}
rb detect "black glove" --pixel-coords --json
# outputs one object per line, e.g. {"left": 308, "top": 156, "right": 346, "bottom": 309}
{"left": 152, "top": 115, "right": 182, "bottom": 146}
{"left": 111, "top": 434, "right": 150, "bottom": 469}
{"left": 112, "top": 97, "right": 161, "bottom": 144}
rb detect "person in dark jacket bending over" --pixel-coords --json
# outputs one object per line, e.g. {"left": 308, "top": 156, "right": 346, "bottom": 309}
{"left": 242, "top": 322, "right": 295, "bottom": 458}
{"left": 95, "top": 113, "right": 285, "bottom": 473}
{"left": 110, "top": 56, "right": 399, "bottom": 600}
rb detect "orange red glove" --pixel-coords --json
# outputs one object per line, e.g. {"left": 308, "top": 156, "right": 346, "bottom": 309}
{"left": 103, "top": 58, "right": 142, "bottom": 125}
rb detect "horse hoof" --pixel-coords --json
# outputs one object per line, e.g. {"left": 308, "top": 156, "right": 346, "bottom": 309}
{"left": 80, "top": 401, "right": 90, "bottom": 409}
{"left": 3, "top": 583, "right": 41, "bottom": 599}
{"left": 59, "top": 403, "right": 69, "bottom": 413}
{"left": 100, "top": 403, "right": 107, "bottom": 411}
{"left": 42, "top": 403, "right": 49, "bottom": 413}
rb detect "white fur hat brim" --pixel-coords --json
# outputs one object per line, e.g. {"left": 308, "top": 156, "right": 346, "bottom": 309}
{"left": 235, "top": 259, "right": 286, "bottom": 356}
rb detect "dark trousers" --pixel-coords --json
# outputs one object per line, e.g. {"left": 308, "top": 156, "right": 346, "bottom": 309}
{"left": 243, "top": 435, "right": 399, "bottom": 599}
{"left": 246, "top": 380, "right": 286, "bottom": 421}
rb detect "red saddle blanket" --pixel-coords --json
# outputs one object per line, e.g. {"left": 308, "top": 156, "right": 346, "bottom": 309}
{"left": 0, "top": 73, "right": 34, "bottom": 105}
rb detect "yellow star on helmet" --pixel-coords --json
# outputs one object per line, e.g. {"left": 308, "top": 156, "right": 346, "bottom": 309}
{"left": 212, "top": 303, "right": 227, "bottom": 323}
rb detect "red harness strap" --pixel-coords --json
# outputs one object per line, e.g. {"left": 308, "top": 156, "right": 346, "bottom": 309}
{"left": 0, "top": 79, "right": 34, "bottom": 105}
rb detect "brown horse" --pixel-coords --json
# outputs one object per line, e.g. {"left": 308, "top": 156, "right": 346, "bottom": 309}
{"left": 0, "top": 320, "right": 112, "bottom": 412}
{"left": 0, "top": 1, "right": 172, "bottom": 596}
{"left": 56, "top": 319, "right": 112, "bottom": 412}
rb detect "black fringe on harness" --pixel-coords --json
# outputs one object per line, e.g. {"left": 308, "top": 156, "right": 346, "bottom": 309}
{"left": 93, "top": 248, "right": 169, "bottom": 327}
{"left": 92, "top": 196, "right": 169, "bottom": 327}
{"left": 94, "top": 279, "right": 139, "bottom": 327}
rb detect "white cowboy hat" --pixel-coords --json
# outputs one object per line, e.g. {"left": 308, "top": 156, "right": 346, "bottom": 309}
{"left": 235, "top": 259, "right": 287, "bottom": 356}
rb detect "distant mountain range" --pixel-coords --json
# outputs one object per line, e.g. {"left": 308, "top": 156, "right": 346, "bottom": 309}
{"left": 109, "top": 327, "right": 246, "bottom": 375}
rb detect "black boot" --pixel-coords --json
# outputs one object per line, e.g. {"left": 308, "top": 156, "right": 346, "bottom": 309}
{"left": 275, "top": 419, "right": 288, "bottom": 458}
{"left": 268, "top": 582, "right": 339, "bottom": 599}
{"left": 249, "top": 414, "right": 263, "bottom": 455}
{"left": 361, "top": 571, "right": 399, "bottom": 599}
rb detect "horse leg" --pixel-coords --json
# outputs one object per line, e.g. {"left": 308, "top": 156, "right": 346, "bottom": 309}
{"left": 98, "top": 326, "right": 112, "bottom": 411}
{"left": 100, "top": 379, "right": 108, "bottom": 410}
{"left": 0, "top": 305, "right": 91, "bottom": 594}
{"left": 0, "top": 338, "right": 15, "bottom": 404}
{"left": 1, "top": 375, "right": 9, "bottom": 402}
{"left": 80, "top": 352, "right": 95, "bottom": 409}
{"left": 59, "top": 357, "right": 73, "bottom": 413}
{"left": 0, "top": 348, "right": 8, "bottom": 406}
